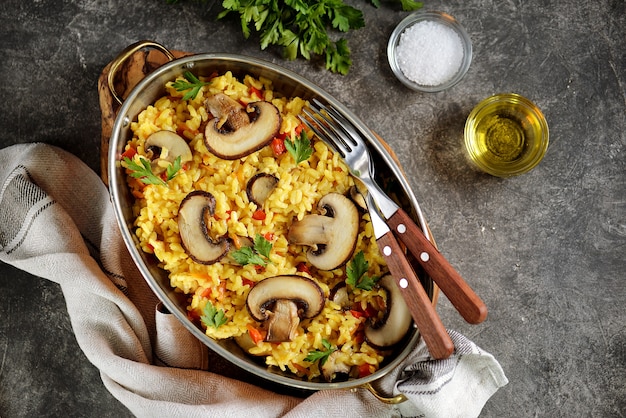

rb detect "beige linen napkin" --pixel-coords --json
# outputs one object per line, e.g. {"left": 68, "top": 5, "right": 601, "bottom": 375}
{"left": 0, "top": 143, "right": 507, "bottom": 417}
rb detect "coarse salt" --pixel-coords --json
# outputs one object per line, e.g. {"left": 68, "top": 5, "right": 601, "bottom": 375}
{"left": 396, "top": 20, "right": 464, "bottom": 86}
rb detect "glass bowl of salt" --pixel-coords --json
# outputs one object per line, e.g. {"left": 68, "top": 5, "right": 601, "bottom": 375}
{"left": 388, "top": 11, "right": 472, "bottom": 92}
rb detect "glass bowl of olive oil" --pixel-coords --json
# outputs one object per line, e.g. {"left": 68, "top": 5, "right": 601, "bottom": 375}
{"left": 464, "top": 93, "right": 549, "bottom": 177}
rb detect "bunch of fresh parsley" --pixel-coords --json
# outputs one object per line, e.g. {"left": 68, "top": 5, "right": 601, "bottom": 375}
{"left": 166, "top": 0, "right": 423, "bottom": 74}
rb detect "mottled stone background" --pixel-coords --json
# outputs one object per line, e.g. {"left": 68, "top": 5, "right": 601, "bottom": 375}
{"left": 0, "top": 0, "right": 624, "bottom": 416}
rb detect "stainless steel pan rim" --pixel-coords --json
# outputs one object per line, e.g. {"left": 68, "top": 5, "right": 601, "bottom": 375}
{"left": 107, "top": 44, "right": 432, "bottom": 395}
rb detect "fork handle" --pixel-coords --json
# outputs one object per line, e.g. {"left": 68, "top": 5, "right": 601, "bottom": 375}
{"left": 387, "top": 208, "right": 488, "bottom": 325}
{"left": 377, "top": 231, "right": 455, "bottom": 360}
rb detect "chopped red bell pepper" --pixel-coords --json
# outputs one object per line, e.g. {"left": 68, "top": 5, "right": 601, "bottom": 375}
{"left": 249, "top": 86, "right": 263, "bottom": 100}
{"left": 271, "top": 137, "right": 286, "bottom": 156}
{"left": 349, "top": 309, "right": 364, "bottom": 319}
{"left": 296, "top": 262, "right": 311, "bottom": 275}
{"left": 121, "top": 147, "right": 137, "bottom": 159}
{"left": 252, "top": 210, "right": 266, "bottom": 220}
{"left": 357, "top": 363, "right": 373, "bottom": 378}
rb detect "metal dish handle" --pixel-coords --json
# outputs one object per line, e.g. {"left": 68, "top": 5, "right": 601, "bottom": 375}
{"left": 362, "top": 383, "right": 408, "bottom": 404}
{"left": 107, "top": 40, "right": 176, "bottom": 105}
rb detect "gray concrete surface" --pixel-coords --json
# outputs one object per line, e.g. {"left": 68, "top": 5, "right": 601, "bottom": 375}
{"left": 0, "top": 0, "right": 624, "bottom": 416}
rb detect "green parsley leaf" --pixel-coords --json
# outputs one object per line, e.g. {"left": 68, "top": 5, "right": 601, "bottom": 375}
{"left": 285, "top": 131, "right": 313, "bottom": 164}
{"left": 304, "top": 339, "right": 336, "bottom": 366}
{"left": 165, "top": 156, "right": 183, "bottom": 182}
{"left": 230, "top": 233, "right": 273, "bottom": 266}
{"left": 253, "top": 233, "right": 273, "bottom": 259}
{"left": 398, "top": 0, "right": 423, "bottom": 11}
{"left": 346, "top": 251, "right": 380, "bottom": 291}
{"left": 123, "top": 155, "right": 182, "bottom": 186}
{"left": 171, "top": 71, "right": 211, "bottom": 101}
{"left": 123, "top": 156, "right": 165, "bottom": 186}
{"left": 201, "top": 301, "right": 228, "bottom": 329}
{"left": 325, "top": 39, "right": 352, "bottom": 75}
{"left": 231, "top": 246, "right": 267, "bottom": 266}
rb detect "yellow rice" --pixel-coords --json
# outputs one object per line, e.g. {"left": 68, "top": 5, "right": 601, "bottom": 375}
{"left": 122, "top": 71, "right": 390, "bottom": 381}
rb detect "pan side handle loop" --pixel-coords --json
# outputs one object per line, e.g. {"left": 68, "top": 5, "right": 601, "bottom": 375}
{"left": 362, "top": 382, "right": 408, "bottom": 404}
{"left": 107, "top": 40, "right": 176, "bottom": 105}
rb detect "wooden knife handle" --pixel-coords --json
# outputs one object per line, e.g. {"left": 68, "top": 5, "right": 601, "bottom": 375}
{"left": 377, "top": 231, "right": 455, "bottom": 359}
{"left": 387, "top": 208, "right": 488, "bottom": 324}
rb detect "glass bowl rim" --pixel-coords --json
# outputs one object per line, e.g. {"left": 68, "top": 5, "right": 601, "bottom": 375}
{"left": 387, "top": 10, "right": 473, "bottom": 93}
{"left": 464, "top": 93, "right": 550, "bottom": 177}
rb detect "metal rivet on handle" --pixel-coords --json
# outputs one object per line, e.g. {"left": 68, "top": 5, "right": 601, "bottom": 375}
{"left": 383, "top": 246, "right": 392, "bottom": 256}
{"left": 420, "top": 252, "right": 430, "bottom": 262}
{"left": 396, "top": 223, "right": 407, "bottom": 234}
{"left": 399, "top": 278, "right": 408, "bottom": 288}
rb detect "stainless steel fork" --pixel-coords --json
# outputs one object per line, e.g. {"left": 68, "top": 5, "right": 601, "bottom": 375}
{"left": 301, "top": 99, "right": 487, "bottom": 325}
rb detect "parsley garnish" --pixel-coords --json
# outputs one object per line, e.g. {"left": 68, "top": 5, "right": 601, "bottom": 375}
{"left": 231, "top": 233, "right": 273, "bottom": 266}
{"left": 218, "top": 1, "right": 358, "bottom": 75}
{"left": 167, "top": 1, "right": 423, "bottom": 74}
{"left": 123, "top": 156, "right": 182, "bottom": 186}
{"left": 304, "top": 339, "right": 336, "bottom": 366}
{"left": 346, "top": 251, "right": 379, "bottom": 291}
{"left": 201, "top": 301, "right": 228, "bottom": 329}
{"left": 171, "top": 71, "right": 211, "bottom": 100}
{"left": 285, "top": 131, "right": 313, "bottom": 164}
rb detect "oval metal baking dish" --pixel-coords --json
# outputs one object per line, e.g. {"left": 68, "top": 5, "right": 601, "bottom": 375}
{"left": 106, "top": 41, "right": 435, "bottom": 399}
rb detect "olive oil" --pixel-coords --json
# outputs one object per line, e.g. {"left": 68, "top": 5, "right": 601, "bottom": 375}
{"left": 476, "top": 114, "right": 525, "bottom": 162}
{"left": 465, "top": 94, "right": 549, "bottom": 177}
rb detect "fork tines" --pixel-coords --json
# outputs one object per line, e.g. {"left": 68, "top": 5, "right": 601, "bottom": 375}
{"left": 299, "top": 100, "right": 360, "bottom": 158}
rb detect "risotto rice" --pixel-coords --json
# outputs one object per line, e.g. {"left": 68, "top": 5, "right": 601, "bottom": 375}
{"left": 122, "top": 71, "right": 395, "bottom": 381}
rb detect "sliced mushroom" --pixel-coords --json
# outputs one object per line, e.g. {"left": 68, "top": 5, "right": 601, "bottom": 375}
{"left": 246, "top": 275, "right": 325, "bottom": 343}
{"left": 287, "top": 193, "right": 359, "bottom": 271}
{"left": 330, "top": 282, "right": 350, "bottom": 308}
{"left": 246, "top": 173, "right": 279, "bottom": 206}
{"left": 145, "top": 130, "right": 193, "bottom": 174}
{"left": 204, "top": 93, "right": 281, "bottom": 159}
{"left": 178, "top": 191, "right": 230, "bottom": 264}
{"left": 265, "top": 299, "right": 300, "bottom": 342}
{"left": 205, "top": 93, "right": 251, "bottom": 131}
{"left": 364, "top": 274, "right": 413, "bottom": 348}
{"left": 321, "top": 351, "right": 351, "bottom": 382}
{"left": 348, "top": 185, "right": 368, "bottom": 212}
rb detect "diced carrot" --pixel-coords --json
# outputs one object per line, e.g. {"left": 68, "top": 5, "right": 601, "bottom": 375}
{"left": 246, "top": 324, "right": 267, "bottom": 345}
{"left": 291, "top": 362, "right": 309, "bottom": 376}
